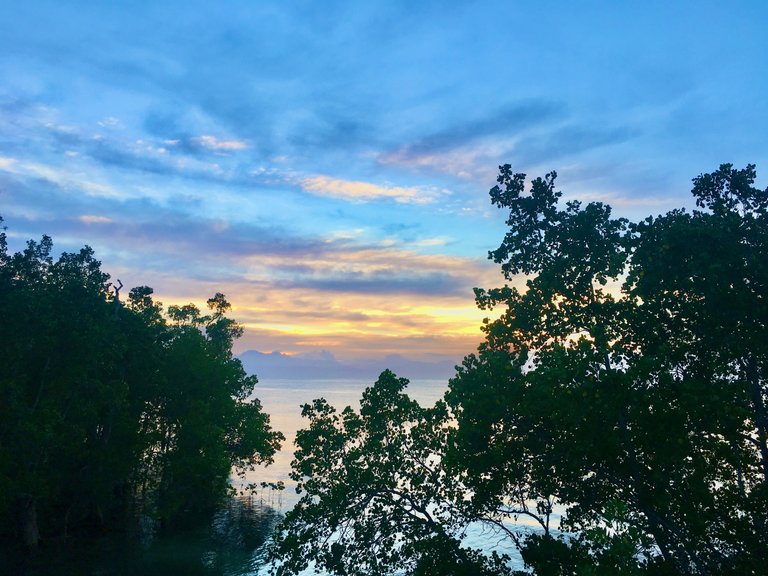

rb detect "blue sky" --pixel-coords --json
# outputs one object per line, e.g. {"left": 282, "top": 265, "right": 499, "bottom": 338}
{"left": 2, "top": 1, "right": 767, "bottom": 367}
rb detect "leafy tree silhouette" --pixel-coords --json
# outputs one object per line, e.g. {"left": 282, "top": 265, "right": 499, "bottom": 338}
{"left": 0, "top": 225, "right": 283, "bottom": 547}
{"left": 270, "top": 164, "right": 768, "bottom": 575}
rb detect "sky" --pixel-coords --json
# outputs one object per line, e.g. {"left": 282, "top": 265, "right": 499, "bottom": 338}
{"left": 1, "top": 1, "right": 767, "bottom": 373}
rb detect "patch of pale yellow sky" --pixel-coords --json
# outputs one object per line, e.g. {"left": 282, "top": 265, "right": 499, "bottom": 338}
{"left": 148, "top": 272, "right": 513, "bottom": 362}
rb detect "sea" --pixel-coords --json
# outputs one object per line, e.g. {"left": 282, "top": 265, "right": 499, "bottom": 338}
{"left": 241, "top": 377, "right": 449, "bottom": 511}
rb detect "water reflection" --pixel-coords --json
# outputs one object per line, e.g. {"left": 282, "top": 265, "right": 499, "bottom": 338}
{"left": 4, "top": 497, "right": 281, "bottom": 576}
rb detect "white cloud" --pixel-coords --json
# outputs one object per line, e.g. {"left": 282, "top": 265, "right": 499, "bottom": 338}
{"left": 411, "top": 237, "right": 451, "bottom": 247}
{"left": 0, "top": 156, "right": 16, "bottom": 170}
{"left": 97, "top": 116, "right": 123, "bottom": 129}
{"left": 80, "top": 180, "right": 120, "bottom": 197}
{"left": 377, "top": 139, "right": 510, "bottom": 184}
{"left": 193, "top": 135, "right": 248, "bottom": 151}
{"left": 300, "top": 175, "right": 444, "bottom": 204}
{"left": 79, "top": 215, "right": 113, "bottom": 224}
{"left": 328, "top": 228, "right": 367, "bottom": 240}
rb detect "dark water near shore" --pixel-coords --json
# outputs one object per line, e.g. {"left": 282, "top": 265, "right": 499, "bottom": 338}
{"left": 2, "top": 379, "right": 449, "bottom": 575}
{"left": 2, "top": 497, "right": 281, "bottom": 576}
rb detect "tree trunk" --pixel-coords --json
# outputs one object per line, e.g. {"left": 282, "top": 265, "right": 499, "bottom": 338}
{"left": 18, "top": 494, "right": 39, "bottom": 548}
{"left": 745, "top": 356, "right": 768, "bottom": 485}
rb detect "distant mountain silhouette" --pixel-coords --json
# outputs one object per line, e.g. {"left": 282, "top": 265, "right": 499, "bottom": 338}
{"left": 238, "top": 350, "right": 457, "bottom": 380}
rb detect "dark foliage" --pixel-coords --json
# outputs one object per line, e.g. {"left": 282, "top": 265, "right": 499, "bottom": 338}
{"left": 270, "top": 164, "right": 768, "bottom": 575}
{"left": 0, "top": 222, "right": 283, "bottom": 548}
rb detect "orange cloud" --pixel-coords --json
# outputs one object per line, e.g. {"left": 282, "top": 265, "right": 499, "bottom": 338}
{"left": 140, "top": 250, "right": 513, "bottom": 363}
{"left": 101, "top": 227, "right": 513, "bottom": 365}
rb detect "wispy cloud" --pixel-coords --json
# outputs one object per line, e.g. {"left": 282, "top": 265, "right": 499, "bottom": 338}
{"left": 300, "top": 175, "right": 444, "bottom": 204}
{"left": 2, "top": 0, "right": 765, "bottom": 364}
{"left": 377, "top": 101, "right": 565, "bottom": 180}
{"left": 150, "top": 273, "right": 502, "bottom": 362}
{"left": 401, "top": 101, "right": 564, "bottom": 156}
{"left": 0, "top": 155, "right": 122, "bottom": 198}
{"left": 378, "top": 144, "right": 503, "bottom": 182}
{"left": 193, "top": 135, "right": 248, "bottom": 151}
{"left": 162, "top": 135, "right": 250, "bottom": 154}
{"left": 512, "top": 124, "right": 639, "bottom": 166}
{"left": 18, "top": 208, "right": 505, "bottom": 362}
{"left": 410, "top": 237, "right": 451, "bottom": 247}
{"left": 79, "top": 214, "right": 113, "bottom": 224}
{"left": 97, "top": 116, "right": 123, "bottom": 129}
{"left": 3, "top": 179, "right": 495, "bottom": 299}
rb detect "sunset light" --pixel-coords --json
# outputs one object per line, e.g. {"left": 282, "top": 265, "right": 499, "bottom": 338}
{"left": 2, "top": 2, "right": 767, "bottom": 573}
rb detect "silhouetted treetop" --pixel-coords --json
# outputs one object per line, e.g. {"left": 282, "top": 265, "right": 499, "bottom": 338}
{"left": 270, "top": 163, "right": 768, "bottom": 576}
{"left": 0, "top": 226, "right": 283, "bottom": 547}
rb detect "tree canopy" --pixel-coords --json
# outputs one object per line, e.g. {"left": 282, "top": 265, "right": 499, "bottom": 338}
{"left": 270, "top": 164, "right": 768, "bottom": 575}
{"left": 0, "top": 222, "right": 283, "bottom": 547}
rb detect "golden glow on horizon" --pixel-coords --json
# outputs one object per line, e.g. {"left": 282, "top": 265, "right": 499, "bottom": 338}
{"left": 151, "top": 286, "right": 502, "bottom": 361}
{"left": 234, "top": 293, "right": 498, "bottom": 359}
{"left": 114, "top": 240, "right": 518, "bottom": 362}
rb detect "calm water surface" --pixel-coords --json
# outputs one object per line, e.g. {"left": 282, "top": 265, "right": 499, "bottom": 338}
{"left": 247, "top": 378, "right": 523, "bottom": 575}
{"left": 244, "top": 378, "right": 449, "bottom": 511}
